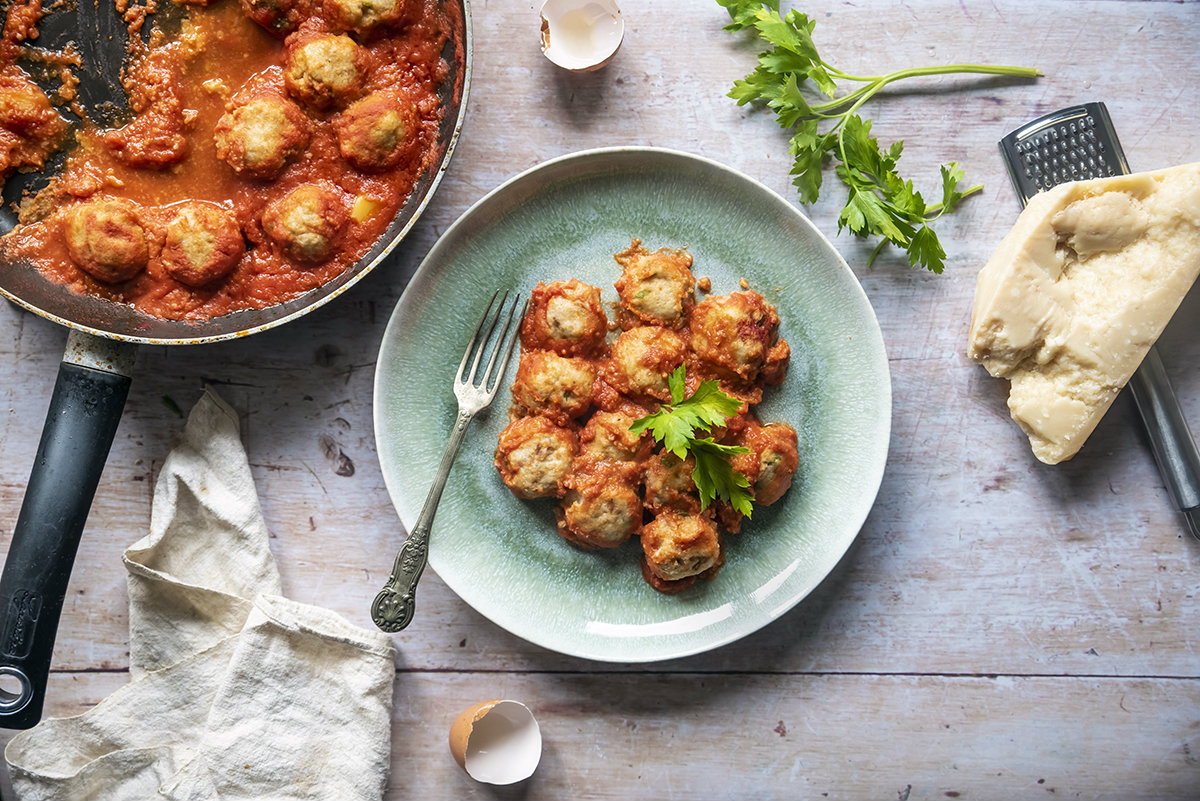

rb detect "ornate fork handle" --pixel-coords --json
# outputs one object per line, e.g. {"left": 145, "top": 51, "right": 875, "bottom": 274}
{"left": 372, "top": 408, "right": 475, "bottom": 632}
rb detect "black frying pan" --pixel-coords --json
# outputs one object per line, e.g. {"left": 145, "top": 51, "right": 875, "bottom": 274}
{"left": 0, "top": 0, "right": 471, "bottom": 728}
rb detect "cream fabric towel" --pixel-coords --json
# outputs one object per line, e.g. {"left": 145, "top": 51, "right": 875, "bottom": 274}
{"left": 5, "top": 388, "right": 395, "bottom": 801}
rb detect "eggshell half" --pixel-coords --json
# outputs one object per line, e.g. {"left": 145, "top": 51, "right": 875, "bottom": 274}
{"left": 539, "top": 0, "right": 624, "bottom": 72}
{"left": 448, "top": 699, "right": 543, "bottom": 784}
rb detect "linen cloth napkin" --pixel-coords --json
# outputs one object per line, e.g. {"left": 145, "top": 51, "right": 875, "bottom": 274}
{"left": 5, "top": 388, "right": 396, "bottom": 800}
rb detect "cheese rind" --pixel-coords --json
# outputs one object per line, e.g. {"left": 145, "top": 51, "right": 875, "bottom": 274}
{"left": 968, "top": 162, "right": 1200, "bottom": 464}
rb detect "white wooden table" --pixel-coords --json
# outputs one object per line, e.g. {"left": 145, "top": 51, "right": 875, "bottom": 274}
{"left": 2, "top": 1, "right": 1199, "bottom": 798}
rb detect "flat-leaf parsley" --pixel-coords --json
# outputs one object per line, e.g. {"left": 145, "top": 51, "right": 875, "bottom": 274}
{"left": 630, "top": 366, "right": 755, "bottom": 517}
{"left": 716, "top": 0, "right": 1040, "bottom": 273}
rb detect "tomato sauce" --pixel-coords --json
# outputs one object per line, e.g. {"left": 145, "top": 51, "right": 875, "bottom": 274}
{"left": 0, "top": 0, "right": 458, "bottom": 321}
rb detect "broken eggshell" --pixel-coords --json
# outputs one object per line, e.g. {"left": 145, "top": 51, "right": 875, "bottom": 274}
{"left": 539, "top": 0, "right": 624, "bottom": 72}
{"left": 448, "top": 699, "right": 542, "bottom": 784}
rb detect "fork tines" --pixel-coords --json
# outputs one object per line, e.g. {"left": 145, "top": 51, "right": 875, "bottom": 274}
{"left": 458, "top": 290, "right": 525, "bottom": 395}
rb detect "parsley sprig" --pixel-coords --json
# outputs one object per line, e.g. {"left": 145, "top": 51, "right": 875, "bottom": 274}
{"left": 717, "top": 0, "right": 1040, "bottom": 273}
{"left": 630, "top": 366, "right": 755, "bottom": 517}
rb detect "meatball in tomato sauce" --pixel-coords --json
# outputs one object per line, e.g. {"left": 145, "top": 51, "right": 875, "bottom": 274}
{"left": 613, "top": 240, "right": 696, "bottom": 328}
{"left": 284, "top": 34, "right": 367, "bottom": 110}
{"left": 689, "top": 290, "right": 786, "bottom": 383}
{"left": 556, "top": 461, "right": 642, "bottom": 549}
{"left": 159, "top": 202, "right": 245, "bottom": 287}
{"left": 604, "top": 325, "right": 687, "bottom": 402}
{"left": 578, "top": 410, "right": 651, "bottom": 464}
{"left": 239, "top": 0, "right": 311, "bottom": 36}
{"left": 494, "top": 416, "right": 578, "bottom": 500}
{"left": 0, "top": 73, "right": 67, "bottom": 177}
{"left": 214, "top": 93, "right": 310, "bottom": 180}
{"left": 520, "top": 279, "right": 608, "bottom": 358}
{"left": 334, "top": 92, "right": 419, "bottom": 172}
{"left": 261, "top": 184, "right": 349, "bottom": 263}
{"left": 65, "top": 199, "right": 151, "bottom": 283}
{"left": 640, "top": 511, "right": 721, "bottom": 583}
{"left": 327, "top": 0, "right": 410, "bottom": 34}
{"left": 510, "top": 350, "right": 596, "bottom": 423}
{"left": 643, "top": 452, "right": 701, "bottom": 516}
{"left": 737, "top": 419, "right": 799, "bottom": 507}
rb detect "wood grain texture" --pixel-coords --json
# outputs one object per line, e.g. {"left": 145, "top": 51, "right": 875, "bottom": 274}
{"left": 1, "top": 0, "right": 1199, "bottom": 798}
{"left": 2, "top": 671, "right": 1197, "bottom": 799}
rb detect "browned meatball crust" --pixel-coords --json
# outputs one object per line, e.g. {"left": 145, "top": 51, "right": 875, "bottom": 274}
{"left": 689, "top": 291, "right": 784, "bottom": 382}
{"left": 613, "top": 239, "right": 696, "bottom": 328}
{"left": 603, "top": 325, "right": 687, "bottom": 402}
{"left": 65, "top": 199, "right": 150, "bottom": 283}
{"left": 741, "top": 420, "right": 799, "bottom": 506}
{"left": 284, "top": 34, "right": 367, "bottom": 110}
{"left": 520, "top": 278, "right": 609, "bottom": 358}
{"left": 578, "top": 411, "right": 651, "bottom": 464}
{"left": 643, "top": 452, "right": 700, "bottom": 516}
{"left": 214, "top": 93, "right": 310, "bottom": 180}
{"left": 261, "top": 184, "right": 349, "bottom": 263}
{"left": 0, "top": 73, "right": 67, "bottom": 177}
{"left": 326, "top": 0, "right": 410, "bottom": 34}
{"left": 510, "top": 350, "right": 596, "bottom": 423}
{"left": 494, "top": 416, "right": 579, "bottom": 499}
{"left": 334, "top": 92, "right": 419, "bottom": 172}
{"left": 239, "top": 0, "right": 312, "bottom": 36}
{"left": 556, "top": 461, "right": 642, "bottom": 549}
{"left": 640, "top": 511, "right": 722, "bottom": 582}
{"left": 159, "top": 202, "right": 245, "bottom": 287}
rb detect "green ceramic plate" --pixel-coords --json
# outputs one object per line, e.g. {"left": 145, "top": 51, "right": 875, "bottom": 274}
{"left": 374, "top": 148, "right": 890, "bottom": 662}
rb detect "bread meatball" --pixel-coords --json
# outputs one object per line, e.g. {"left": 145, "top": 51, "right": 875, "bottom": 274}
{"left": 334, "top": 92, "right": 419, "bottom": 172}
{"left": 603, "top": 325, "right": 687, "bottom": 402}
{"left": 239, "top": 0, "right": 311, "bottom": 35}
{"left": 643, "top": 452, "right": 700, "bottom": 515}
{"left": 613, "top": 240, "right": 696, "bottom": 327}
{"left": 284, "top": 34, "right": 367, "bottom": 110}
{"left": 159, "top": 202, "right": 244, "bottom": 287}
{"left": 556, "top": 461, "right": 642, "bottom": 549}
{"left": 510, "top": 350, "right": 596, "bottom": 423}
{"left": 640, "top": 512, "right": 721, "bottom": 582}
{"left": 578, "top": 411, "right": 651, "bottom": 464}
{"left": 520, "top": 279, "right": 608, "bottom": 358}
{"left": 689, "top": 291, "right": 783, "bottom": 382}
{"left": 214, "top": 94, "right": 310, "bottom": 180}
{"left": 327, "top": 0, "right": 410, "bottom": 33}
{"left": 758, "top": 338, "right": 791, "bottom": 387}
{"left": 65, "top": 199, "right": 150, "bottom": 283}
{"left": 0, "top": 73, "right": 67, "bottom": 177}
{"left": 494, "top": 416, "right": 578, "bottom": 499}
{"left": 744, "top": 420, "right": 799, "bottom": 506}
{"left": 726, "top": 417, "right": 799, "bottom": 507}
{"left": 261, "top": 184, "right": 349, "bottom": 263}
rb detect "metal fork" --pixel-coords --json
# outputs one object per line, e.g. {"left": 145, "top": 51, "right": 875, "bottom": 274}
{"left": 371, "top": 290, "right": 526, "bottom": 632}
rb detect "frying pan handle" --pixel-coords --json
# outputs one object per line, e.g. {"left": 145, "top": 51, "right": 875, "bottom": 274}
{"left": 0, "top": 332, "right": 134, "bottom": 729}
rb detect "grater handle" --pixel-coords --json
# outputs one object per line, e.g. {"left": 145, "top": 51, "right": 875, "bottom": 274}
{"left": 1127, "top": 348, "right": 1200, "bottom": 539}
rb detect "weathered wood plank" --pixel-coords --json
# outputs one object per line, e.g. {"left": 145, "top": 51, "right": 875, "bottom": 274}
{"left": 1, "top": 672, "right": 1196, "bottom": 800}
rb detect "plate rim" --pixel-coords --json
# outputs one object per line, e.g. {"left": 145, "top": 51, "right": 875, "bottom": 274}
{"left": 373, "top": 145, "right": 892, "bottom": 662}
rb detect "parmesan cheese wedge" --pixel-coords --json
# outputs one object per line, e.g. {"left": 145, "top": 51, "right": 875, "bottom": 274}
{"left": 968, "top": 161, "right": 1200, "bottom": 464}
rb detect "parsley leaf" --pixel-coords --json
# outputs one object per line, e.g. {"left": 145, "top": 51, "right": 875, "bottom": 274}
{"left": 691, "top": 438, "right": 755, "bottom": 517}
{"left": 716, "top": 0, "right": 1040, "bottom": 272}
{"left": 630, "top": 365, "right": 753, "bottom": 515}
